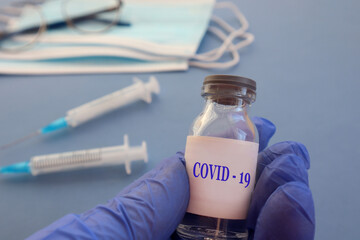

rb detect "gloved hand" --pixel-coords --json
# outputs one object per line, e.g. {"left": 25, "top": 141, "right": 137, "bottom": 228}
{"left": 247, "top": 118, "right": 315, "bottom": 240}
{"left": 27, "top": 117, "right": 315, "bottom": 240}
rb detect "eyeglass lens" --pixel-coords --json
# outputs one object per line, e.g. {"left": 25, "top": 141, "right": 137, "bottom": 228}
{"left": 0, "top": 4, "right": 43, "bottom": 51}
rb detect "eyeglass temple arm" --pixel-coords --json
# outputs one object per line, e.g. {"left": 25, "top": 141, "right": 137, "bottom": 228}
{"left": 66, "top": 6, "right": 130, "bottom": 28}
{"left": 48, "top": 5, "right": 131, "bottom": 31}
{"left": 0, "top": 6, "right": 130, "bottom": 40}
{"left": 48, "top": 15, "right": 130, "bottom": 32}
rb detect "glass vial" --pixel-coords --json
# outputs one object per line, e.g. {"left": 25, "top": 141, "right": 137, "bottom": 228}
{"left": 176, "top": 75, "right": 258, "bottom": 240}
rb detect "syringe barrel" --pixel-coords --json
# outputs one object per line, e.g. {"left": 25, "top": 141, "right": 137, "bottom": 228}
{"left": 30, "top": 140, "right": 147, "bottom": 176}
{"left": 30, "top": 148, "right": 104, "bottom": 176}
{"left": 65, "top": 77, "right": 159, "bottom": 127}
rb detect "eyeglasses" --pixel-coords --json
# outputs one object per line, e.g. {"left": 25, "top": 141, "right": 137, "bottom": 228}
{"left": 0, "top": 0, "right": 126, "bottom": 52}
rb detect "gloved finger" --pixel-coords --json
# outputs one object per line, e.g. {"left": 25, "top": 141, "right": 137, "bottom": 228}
{"left": 27, "top": 152, "right": 189, "bottom": 240}
{"left": 253, "top": 182, "right": 315, "bottom": 240}
{"left": 252, "top": 117, "right": 276, "bottom": 152}
{"left": 256, "top": 141, "right": 310, "bottom": 181}
{"left": 247, "top": 154, "right": 309, "bottom": 233}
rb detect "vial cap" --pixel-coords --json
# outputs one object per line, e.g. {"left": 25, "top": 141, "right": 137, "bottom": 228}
{"left": 203, "top": 75, "right": 256, "bottom": 92}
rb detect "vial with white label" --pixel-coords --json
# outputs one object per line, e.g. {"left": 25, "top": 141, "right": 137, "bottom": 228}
{"left": 176, "top": 75, "right": 258, "bottom": 240}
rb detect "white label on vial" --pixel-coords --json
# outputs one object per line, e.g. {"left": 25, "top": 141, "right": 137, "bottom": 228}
{"left": 185, "top": 136, "right": 259, "bottom": 220}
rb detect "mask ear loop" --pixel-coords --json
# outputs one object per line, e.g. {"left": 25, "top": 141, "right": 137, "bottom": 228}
{"left": 201, "top": 14, "right": 254, "bottom": 60}
{"left": 194, "top": 2, "right": 249, "bottom": 61}
{"left": 189, "top": 2, "right": 254, "bottom": 69}
{"left": 189, "top": 25, "right": 239, "bottom": 69}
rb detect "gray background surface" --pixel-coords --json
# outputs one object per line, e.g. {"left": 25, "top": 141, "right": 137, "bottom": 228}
{"left": 0, "top": 0, "right": 359, "bottom": 239}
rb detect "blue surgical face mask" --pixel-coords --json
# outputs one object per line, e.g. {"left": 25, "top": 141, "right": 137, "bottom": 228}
{"left": 0, "top": 0, "right": 254, "bottom": 75}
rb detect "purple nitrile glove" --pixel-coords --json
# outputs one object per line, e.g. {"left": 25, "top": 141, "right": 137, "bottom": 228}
{"left": 27, "top": 152, "right": 189, "bottom": 240}
{"left": 247, "top": 140, "right": 315, "bottom": 240}
{"left": 27, "top": 117, "right": 314, "bottom": 240}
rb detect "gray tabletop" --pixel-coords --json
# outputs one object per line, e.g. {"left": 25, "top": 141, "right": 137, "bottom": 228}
{"left": 0, "top": 0, "right": 359, "bottom": 239}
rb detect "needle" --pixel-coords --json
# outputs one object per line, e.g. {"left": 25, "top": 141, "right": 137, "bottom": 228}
{"left": 0, "top": 130, "right": 40, "bottom": 151}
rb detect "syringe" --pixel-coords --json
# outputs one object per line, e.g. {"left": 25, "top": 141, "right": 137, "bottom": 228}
{"left": 0, "top": 135, "right": 147, "bottom": 176}
{"left": 0, "top": 76, "right": 160, "bottom": 150}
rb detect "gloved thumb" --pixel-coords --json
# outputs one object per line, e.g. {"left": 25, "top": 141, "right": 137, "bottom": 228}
{"left": 254, "top": 182, "right": 315, "bottom": 240}
{"left": 252, "top": 117, "right": 276, "bottom": 152}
